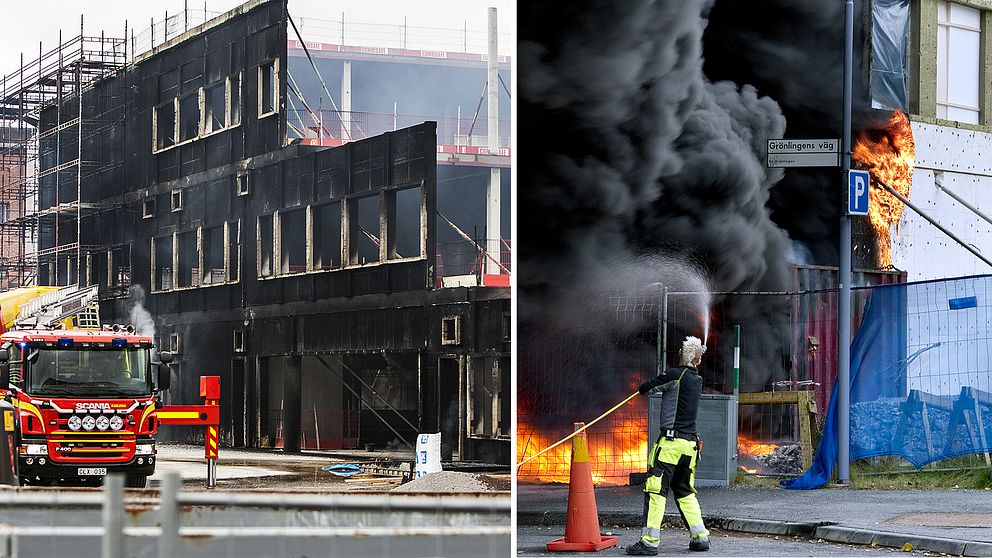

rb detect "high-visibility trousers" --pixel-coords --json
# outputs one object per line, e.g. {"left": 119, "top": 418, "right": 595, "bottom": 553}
{"left": 640, "top": 436, "right": 710, "bottom": 548}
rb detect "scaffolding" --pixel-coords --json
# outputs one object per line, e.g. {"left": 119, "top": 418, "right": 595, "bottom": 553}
{"left": 0, "top": 22, "right": 127, "bottom": 290}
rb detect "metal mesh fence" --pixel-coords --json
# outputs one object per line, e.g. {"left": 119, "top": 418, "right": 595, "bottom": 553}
{"left": 517, "top": 268, "right": 910, "bottom": 484}
{"left": 786, "top": 274, "right": 992, "bottom": 488}
{"left": 849, "top": 275, "right": 992, "bottom": 466}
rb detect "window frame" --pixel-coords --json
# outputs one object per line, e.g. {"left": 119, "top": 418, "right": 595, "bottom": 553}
{"left": 178, "top": 91, "right": 201, "bottom": 143}
{"left": 152, "top": 99, "right": 178, "bottom": 153}
{"left": 912, "top": 0, "right": 992, "bottom": 129}
{"left": 277, "top": 207, "right": 308, "bottom": 276}
{"left": 171, "top": 189, "right": 184, "bottom": 212}
{"left": 142, "top": 198, "right": 155, "bottom": 219}
{"left": 310, "top": 201, "right": 344, "bottom": 273}
{"left": 936, "top": 1, "right": 983, "bottom": 124}
{"left": 150, "top": 234, "right": 175, "bottom": 293}
{"left": 257, "top": 213, "right": 276, "bottom": 278}
{"left": 258, "top": 59, "right": 279, "bottom": 118}
{"left": 152, "top": 72, "right": 243, "bottom": 153}
{"left": 466, "top": 356, "right": 507, "bottom": 440}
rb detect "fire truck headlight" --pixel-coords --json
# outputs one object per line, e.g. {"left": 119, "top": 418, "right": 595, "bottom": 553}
{"left": 81, "top": 415, "right": 96, "bottom": 431}
{"left": 67, "top": 416, "right": 82, "bottom": 431}
{"left": 109, "top": 416, "right": 124, "bottom": 431}
{"left": 95, "top": 416, "right": 110, "bottom": 431}
{"left": 23, "top": 444, "right": 47, "bottom": 455}
{"left": 135, "top": 444, "right": 154, "bottom": 455}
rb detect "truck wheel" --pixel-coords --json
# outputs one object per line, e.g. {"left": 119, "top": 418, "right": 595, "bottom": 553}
{"left": 125, "top": 475, "right": 147, "bottom": 488}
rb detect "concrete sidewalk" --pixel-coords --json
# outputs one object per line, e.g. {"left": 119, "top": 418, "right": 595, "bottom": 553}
{"left": 518, "top": 484, "right": 992, "bottom": 556}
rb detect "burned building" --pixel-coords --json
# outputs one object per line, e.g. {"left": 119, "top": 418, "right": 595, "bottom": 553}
{"left": 0, "top": 0, "right": 510, "bottom": 464}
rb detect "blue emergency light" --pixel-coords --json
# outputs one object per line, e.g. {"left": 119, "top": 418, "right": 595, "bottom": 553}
{"left": 57, "top": 338, "right": 74, "bottom": 347}
{"left": 112, "top": 338, "right": 128, "bottom": 348}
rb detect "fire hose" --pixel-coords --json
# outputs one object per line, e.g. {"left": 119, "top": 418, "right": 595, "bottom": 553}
{"left": 516, "top": 391, "right": 639, "bottom": 469}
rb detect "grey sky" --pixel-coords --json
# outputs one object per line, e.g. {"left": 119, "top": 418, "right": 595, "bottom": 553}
{"left": 0, "top": 0, "right": 514, "bottom": 79}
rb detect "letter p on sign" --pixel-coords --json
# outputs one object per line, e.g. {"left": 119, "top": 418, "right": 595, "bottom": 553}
{"left": 848, "top": 169, "right": 870, "bottom": 216}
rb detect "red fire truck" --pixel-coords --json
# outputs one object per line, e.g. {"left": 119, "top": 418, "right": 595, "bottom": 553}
{"left": 0, "top": 286, "right": 172, "bottom": 487}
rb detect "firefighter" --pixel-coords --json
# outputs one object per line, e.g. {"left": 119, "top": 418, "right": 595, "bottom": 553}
{"left": 626, "top": 335, "right": 710, "bottom": 555}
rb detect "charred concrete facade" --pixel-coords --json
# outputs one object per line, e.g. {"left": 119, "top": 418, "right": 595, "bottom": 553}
{"left": 30, "top": 0, "right": 509, "bottom": 463}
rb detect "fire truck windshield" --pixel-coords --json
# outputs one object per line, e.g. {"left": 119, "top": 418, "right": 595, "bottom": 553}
{"left": 24, "top": 348, "right": 152, "bottom": 397}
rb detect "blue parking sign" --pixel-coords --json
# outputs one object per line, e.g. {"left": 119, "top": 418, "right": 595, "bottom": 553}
{"left": 848, "top": 170, "right": 870, "bottom": 216}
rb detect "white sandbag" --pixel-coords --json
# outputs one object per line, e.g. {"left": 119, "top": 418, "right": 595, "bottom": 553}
{"left": 415, "top": 433, "right": 443, "bottom": 479}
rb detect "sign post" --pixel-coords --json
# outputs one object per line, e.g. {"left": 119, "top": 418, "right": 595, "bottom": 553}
{"left": 200, "top": 376, "right": 220, "bottom": 489}
{"left": 156, "top": 376, "right": 221, "bottom": 489}
{"left": 838, "top": 0, "right": 855, "bottom": 485}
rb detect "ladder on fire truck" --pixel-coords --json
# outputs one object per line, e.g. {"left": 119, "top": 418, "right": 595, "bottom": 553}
{"left": 14, "top": 285, "right": 101, "bottom": 330}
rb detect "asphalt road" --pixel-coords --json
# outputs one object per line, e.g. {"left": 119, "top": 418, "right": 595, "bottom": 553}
{"left": 517, "top": 527, "right": 946, "bottom": 557}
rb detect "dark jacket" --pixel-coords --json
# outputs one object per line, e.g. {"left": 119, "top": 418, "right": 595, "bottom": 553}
{"left": 638, "top": 366, "right": 702, "bottom": 434}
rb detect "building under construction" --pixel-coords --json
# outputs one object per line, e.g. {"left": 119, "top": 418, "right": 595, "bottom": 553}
{"left": 0, "top": 0, "right": 510, "bottom": 463}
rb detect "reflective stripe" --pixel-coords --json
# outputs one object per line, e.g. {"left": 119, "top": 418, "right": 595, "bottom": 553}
{"left": 642, "top": 527, "right": 661, "bottom": 538}
{"left": 156, "top": 411, "right": 199, "bottom": 420}
{"left": 689, "top": 523, "right": 708, "bottom": 537}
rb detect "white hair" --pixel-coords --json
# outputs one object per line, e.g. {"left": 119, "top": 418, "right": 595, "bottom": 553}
{"left": 679, "top": 336, "right": 706, "bottom": 366}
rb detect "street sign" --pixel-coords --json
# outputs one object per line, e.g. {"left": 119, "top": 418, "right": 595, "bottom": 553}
{"left": 766, "top": 138, "right": 840, "bottom": 168}
{"left": 848, "top": 169, "right": 870, "bottom": 215}
{"left": 767, "top": 139, "right": 840, "bottom": 153}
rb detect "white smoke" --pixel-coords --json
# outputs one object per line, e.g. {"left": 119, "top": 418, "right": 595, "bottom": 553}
{"left": 126, "top": 285, "right": 157, "bottom": 354}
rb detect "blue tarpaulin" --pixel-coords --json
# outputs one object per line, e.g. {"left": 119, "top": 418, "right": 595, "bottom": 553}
{"left": 783, "top": 276, "right": 991, "bottom": 489}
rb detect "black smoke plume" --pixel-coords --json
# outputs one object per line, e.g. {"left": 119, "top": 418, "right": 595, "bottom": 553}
{"left": 518, "top": 0, "right": 852, "bottom": 425}
{"left": 518, "top": 0, "right": 871, "bottom": 434}
{"left": 704, "top": 0, "right": 877, "bottom": 264}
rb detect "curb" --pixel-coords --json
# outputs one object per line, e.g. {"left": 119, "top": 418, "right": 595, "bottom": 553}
{"left": 813, "top": 525, "right": 992, "bottom": 557}
{"left": 518, "top": 512, "right": 992, "bottom": 556}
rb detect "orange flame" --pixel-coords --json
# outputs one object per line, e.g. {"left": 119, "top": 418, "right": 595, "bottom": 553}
{"left": 738, "top": 435, "right": 778, "bottom": 457}
{"left": 517, "top": 380, "right": 648, "bottom": 486}
{"left": 852, "top": 110, "right": 915, "bottom": 267}
{"left": 516, "top": 414, "right": 648, "bottom": 486}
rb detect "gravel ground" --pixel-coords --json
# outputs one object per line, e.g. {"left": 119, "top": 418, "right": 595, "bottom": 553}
{"left": 392, "top": 471, "right": 510, "bottom": 493}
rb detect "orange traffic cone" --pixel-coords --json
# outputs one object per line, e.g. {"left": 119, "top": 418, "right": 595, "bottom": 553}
{"left": 546, "top": 422, "right": 619, "bottom": 552}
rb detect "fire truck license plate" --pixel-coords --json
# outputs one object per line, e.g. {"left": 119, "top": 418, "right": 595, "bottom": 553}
{"left": 78, "top": 468, "right": 107, "bottom": 476}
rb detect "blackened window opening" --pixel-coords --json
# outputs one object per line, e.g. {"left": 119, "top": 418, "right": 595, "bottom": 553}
{"left": 392, "top": 187, "right": 421, "bottom": 259}
{"left": 259, "top": 215, "right": 274, "bottom": 277}
{"left": 205, "top": 82, "right": 226, "bottom": 132}
{"left": 279, "top": 209, "right": 306, "bottom": 274}
{"left": 202, "top": 225, "right": 225, "bottom": 284}
{"left": 179, "top": 94, "right": 199, "bottom": 142}
{"left": 260, "top": 62, "right": 275, "bottom": 115}
{"left": 154, "top": 236, "right": 173, "bottom": 291}
{"left": 354, "top": 196, "right": 380, "bottom": 264}
{"left": 228, "top": 221, "right": 240, "bottom": 282}
{"left": 177, "top": 231, "right": 199, "bottom": 287}
{"left": 314, "top": 203, "right": 341, "bottom": 270}
{"left": 155, "top": 102, "right": 176, "bottom": 150}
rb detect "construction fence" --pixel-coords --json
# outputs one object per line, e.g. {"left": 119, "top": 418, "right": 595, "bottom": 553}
{"left": 517, "top": 267, "right": 992, "bottom": 485}
{"left": 787, "top": 274, "right": 992, "bottom": 488}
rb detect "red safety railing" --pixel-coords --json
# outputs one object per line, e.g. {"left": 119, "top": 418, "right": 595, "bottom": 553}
{"left": 287, "top": 109, "right": 511, "bottom": 150}
{"left": 435, "top": 238, "right": 510, "bottom": 288}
